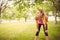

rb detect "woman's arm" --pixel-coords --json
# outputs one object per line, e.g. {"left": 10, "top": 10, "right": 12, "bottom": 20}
{"left": 43, "top": 15, "right": 48, "bottom": 29}
{"left": 36, "top": 20, "right": 38, "bottom": 29}
{"left": 35, "top": 16, "right": 38, "bottom": 30}
{"left": 43, "top": 16, "right": 47, "bottom": 29}
{"left": 43, "top": 18, "right": 46, "bottom": 27}
{"left": 45, "top": 15, "right": 48, "bottom": 22}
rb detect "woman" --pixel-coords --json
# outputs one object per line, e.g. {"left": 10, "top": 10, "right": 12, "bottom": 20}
{"left": 34, "top": 9, "right": 49, "bottom": 40}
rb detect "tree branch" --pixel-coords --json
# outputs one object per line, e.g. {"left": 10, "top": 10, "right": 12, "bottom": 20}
{"left": 14, "top": 0, "right": 21, "bottom": 5}
{"left": 1, "top": 1, "right": 8, "bottom": 12}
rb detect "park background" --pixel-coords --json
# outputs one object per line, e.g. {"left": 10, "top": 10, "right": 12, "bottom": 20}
{"left": 0, "top": 0, "right": 60, "bottom": 40}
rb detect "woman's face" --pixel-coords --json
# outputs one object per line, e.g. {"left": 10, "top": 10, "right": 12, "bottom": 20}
{"left": 38, "top": 11, "right": 43, "bottom": 16}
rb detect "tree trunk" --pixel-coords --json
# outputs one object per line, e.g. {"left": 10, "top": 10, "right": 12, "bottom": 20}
{"left": 52, "top": 0, "right": 58, "bottom": 24}
{"left": 18, "top": 18, "right": 20, "bottom": 22}
{"left": 0, "top": 6, "right": 2, "bottom": 23}
{"left": 55, "top": 13, "right": 57, "bottom": 24}
{"left": 25, "top": 17, "right": 27, "bottom": 22}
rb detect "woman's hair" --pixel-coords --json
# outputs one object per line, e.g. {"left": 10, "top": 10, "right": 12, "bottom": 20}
{"left": 38, "top": 9, "right": 44, "bottom": 16}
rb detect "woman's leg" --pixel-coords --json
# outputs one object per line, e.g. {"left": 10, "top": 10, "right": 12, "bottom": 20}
{"left": 43, "top": 24, "right": 49, "bottom": 40}
{"left": 34, "top": 24, "right": 41, "bottom": 40}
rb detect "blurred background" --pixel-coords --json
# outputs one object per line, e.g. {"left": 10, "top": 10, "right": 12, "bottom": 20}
{"left": 0, "top": 0, "right": 60, "bottom": 40}
{"left": 0, "top": 0, "right": 60, "bottom": 23}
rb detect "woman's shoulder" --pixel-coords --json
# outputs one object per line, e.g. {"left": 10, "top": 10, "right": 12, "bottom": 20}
{"left": 44, "top": 15, "right": 48, "bottom": 20}
{"left": 44, "top": 15, "right": 48, "bottom": 18}
{"left": 35, "top": 15, "right": 39, "bottom": 20}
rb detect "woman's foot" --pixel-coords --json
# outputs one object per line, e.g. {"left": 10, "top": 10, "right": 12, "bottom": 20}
{"left": 34, "top": 36, "right": 38, "bottom": 40}
{"left": 46, "top": 36, "right": 49, "bottom": 40}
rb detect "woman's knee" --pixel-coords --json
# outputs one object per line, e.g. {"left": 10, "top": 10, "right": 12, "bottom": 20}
{"left": 36, "top": 31, "right": 40, "bottom": 36}
{"left": 44, "top": 30, "right": 48, "bottom": 36}
{"left": 35, "top": 29, "right": 40, "bottom": 36}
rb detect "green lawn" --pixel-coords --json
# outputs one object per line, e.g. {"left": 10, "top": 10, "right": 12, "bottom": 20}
{"left": 0, "top": 21, "right": 60, "bottom": 40}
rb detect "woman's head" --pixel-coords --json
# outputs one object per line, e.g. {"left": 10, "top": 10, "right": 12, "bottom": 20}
{"left": 38, "top": 9, "right": 44, "bottom": 16}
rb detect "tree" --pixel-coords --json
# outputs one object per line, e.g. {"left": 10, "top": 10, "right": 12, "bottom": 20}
{"left": 14, "top": 0, "right": 30, "bottom": 22}
{"left": 34, "top": 0, "right": 60, "bottom": 24}
{"left": 48, "top": 0, "right": 60, "bottom": 24}
{"left": 0, "top": 0, "right": 8, "bottom": 23}
{"left": 35, "top": 0, "right": 44, "bottom": 4}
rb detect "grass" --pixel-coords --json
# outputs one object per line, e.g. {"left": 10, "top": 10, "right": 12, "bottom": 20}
{"left": 0, "top": 21, "right": 60, "bottom": 40}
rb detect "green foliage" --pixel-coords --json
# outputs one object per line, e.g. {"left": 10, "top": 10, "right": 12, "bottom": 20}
{"left": 32, "top": 1, "right": 53, "bottom": 15}
{"left": 14, "top": 0, "right": 30, "bottom": 20}
{"left": 1, "top": 0, "right": 60, "bottom": 20}
{"left": 2, "top": 11, "right": 9, "bottom": 19}
{"left": 35, "top": 0, "right": 44, "bottom": 4}
{"left": 42, "top": 1, "right": 53, "bottom": 13}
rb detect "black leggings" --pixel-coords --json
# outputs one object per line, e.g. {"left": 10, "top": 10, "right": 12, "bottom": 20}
{"left": 35, "top": 24, "right": 48, "bottom": 36}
